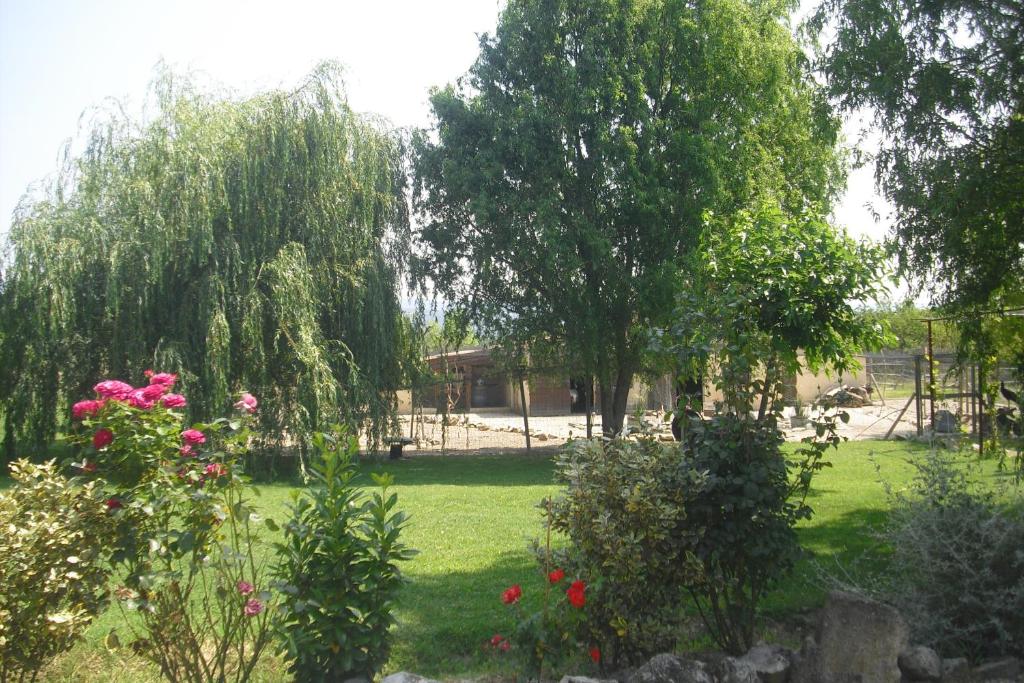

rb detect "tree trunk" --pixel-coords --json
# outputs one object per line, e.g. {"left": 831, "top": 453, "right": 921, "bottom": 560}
{"left": 600, "top": 364, "right": 635, "bottom": 437}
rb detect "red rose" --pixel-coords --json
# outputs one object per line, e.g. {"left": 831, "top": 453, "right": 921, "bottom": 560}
{"left": 501, "top": 584, "right": 522, "bottom": 605}
{"left": 72, "top": 399, "right": 105, "bottom": 419}
{"left": 92, "top": 428, "right": 114, "bottom": 449}
{"left": 589, "top": 646, "right": 601, "bottom": 663}
{"left": 567, "top": 580, "right": 586, "bottom": 608}
{"left": 181, "top": 429, "right": 206, "bottom": 445}
{"left": 106, "top": 498, "right": 123, "bottom": 510}
{"left": 161, "top": 393, "right": 187, "bottom": 408}
{"left": 148, "top": 372, "right": 177, "bottom": 388}
{"left": 498, "top": 639, "right": 510, "bottom": 652}
{"left": 490, "top": 634, "right": 504, "bottom": 647}
{"left": 141, "top": 383, "right": 168, "bottom": 401}
{"left": 548, "top": 568, "right": 565, "bottom": 584}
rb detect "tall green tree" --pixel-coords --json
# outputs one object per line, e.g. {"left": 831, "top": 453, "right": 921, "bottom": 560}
{"left": 0, "top": 64, "right": 410, "bottom": 458}
{"left": 809, "top": 0, "right": 1024, "bottom": 311}
{"left": 413, "top": 0, "right": 844, "bottom": 435}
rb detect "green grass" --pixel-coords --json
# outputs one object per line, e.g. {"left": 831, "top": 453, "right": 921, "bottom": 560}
{"left": 23, "top": 440, "right": 1011, "bottom": 680}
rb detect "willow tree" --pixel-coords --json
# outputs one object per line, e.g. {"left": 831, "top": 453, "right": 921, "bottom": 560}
{"left": 413, "top": 0, "right": 844, "bottom": 435}
{"left": 0, "top": 64, "right": 410, "bottom": 459}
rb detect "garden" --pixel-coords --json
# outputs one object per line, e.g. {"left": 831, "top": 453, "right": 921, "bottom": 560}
{"left": 1, "top": 0, "right": 1022, "bottom": 681}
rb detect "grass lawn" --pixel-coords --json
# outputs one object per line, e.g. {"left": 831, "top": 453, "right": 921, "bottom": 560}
{"left": 26, "top": 439, "right": 1010, "bottom": 681}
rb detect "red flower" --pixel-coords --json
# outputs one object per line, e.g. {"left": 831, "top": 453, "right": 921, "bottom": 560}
{"left": 204, "top": 462, "right": 228, "bottom": 478}
{"left": 72, "top": 399, "right": 105, "bottom": 419}
{"left": 548, "top": 568, "right": 565, "bottom": 584}
{"left": 243, "top": 598, "right": 263, "bottom": 617}
{"left": 498, "top": 639, "right": 510, "bottom": 652}
{"left": 106, "top": 498, "right": 123, "bottom": 510}
{"left": 501, "top": 584, "right": 522, "bottom": 605}
{"left": 144, "top": 369, "right": 154, "bottom": 378}
{"left": 181, "top": 429, "right": 206, "bottom": 445}
{"left": 92, "top": 428, "right": 114, "bottom": 449}
{"left": 81, "top": 460, "right": 97, "bottom": 473}
{"left": 589, "top": 646, "right": 601, "bottom": 663}
{"left": 566, "top": 580, "right": 586, "bottom": 608}
{"left": 490, "top": 634, "right": 504, "bottom": 647}
{"left": 148, "top": 372, "right": 177, "bottom": 388}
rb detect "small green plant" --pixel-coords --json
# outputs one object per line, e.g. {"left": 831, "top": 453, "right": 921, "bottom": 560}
{"left": 273, "top": 426, "right": 416, "bottom": 681}
{"left": 0, "top": 460, "right": 114, "bottom": 682}
{"left": 545, "top": 437, "right": 708, "bottom": 666}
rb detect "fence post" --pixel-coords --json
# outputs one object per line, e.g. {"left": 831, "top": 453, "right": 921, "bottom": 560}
{"left": 585, "top": 376, "right": 593, "bottom": 439}
{"left": 914, "top": 355, "right": 924, "bottom": 436}
{"left": 519, "top": 372, "right": 531, "bottom": 451}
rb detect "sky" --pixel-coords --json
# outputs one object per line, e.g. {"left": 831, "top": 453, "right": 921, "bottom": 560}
{"left": 0, "top": 0, "right": 892, "bottom": 252}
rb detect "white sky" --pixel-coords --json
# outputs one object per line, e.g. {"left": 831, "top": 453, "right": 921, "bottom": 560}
{"left": 0, "top": 0, "right": 892, "bottom": 250}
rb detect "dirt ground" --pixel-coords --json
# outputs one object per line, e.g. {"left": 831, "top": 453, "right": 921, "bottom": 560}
{"left": 386, "top": 402, "right": 924, "bottom": 455}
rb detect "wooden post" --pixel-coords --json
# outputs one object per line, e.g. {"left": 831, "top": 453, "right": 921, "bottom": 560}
{"left": 978, "top": 364, "right": 986, "bottom": 456}
{"left": 585, "top": 376, "right": 593, "bottom": 439}
{"left": 914, "top": 355, "right": 924, "bottom": 436}
{"left": 519, "top": 373, "right": 531, "bottom": 451}
{"left": 927, "top": 320, "right": 936, "bottom": 430}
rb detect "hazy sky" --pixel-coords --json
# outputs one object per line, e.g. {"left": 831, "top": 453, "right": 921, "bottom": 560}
{"left": 0, "top": 0, "right": 891, "bottom": 247}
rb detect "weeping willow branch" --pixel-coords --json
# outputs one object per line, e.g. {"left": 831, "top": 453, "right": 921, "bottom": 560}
{"left": 0, "top": 62, "right": 409, "bottom": 458}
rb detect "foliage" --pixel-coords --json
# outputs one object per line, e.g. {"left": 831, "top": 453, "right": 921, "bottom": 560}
{"left": 0, "top": 460, "right": 113, "bottom": 682}
{"left": 839, "top": 449, "right": 1024, "bottom": 661}
{"left": 0, "top": 63, "right": 410, "bottom": 462}
{"left": 545, "top": 437, "right": 707, "bottom": 666}
{"left": 859, "top": 301, "right": 957, "bottom": 352}
{"left": 496, "top": 570, "right": 594, "bottom": 678}
{"left": 66, "top": 374, "right": 275, "bottom": 683}
{"left": 412, "top": 0, "right": 844, "bottom": 435}
{"left": 273, "top": 426, "right": 416, "bottom": 681}
{"left": 808, "top": 0, "right": 1024, "bottom": 312}
{"left": 652, "top": 203, "right": 886, "bottom": 652}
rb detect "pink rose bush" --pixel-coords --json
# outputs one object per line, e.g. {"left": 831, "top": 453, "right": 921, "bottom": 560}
{"left": 63, "top": 372, "right": 273, "bottom": 678}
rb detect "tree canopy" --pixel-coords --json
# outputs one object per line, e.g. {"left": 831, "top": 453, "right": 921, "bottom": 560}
{"left": 809, "top": 0, "right": 1024, "bottom": 312}
{"left": 413, "top": 0, "right": 844, "bottom": 434}
{"left": 0, "top": 64, "right": 411, "bottom": 458}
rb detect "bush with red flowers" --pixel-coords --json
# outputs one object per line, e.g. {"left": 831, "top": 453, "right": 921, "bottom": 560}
{"left": 496, "top": 567, "right": 600, "bottom": 677}
{"left": 64, "top": 375, "right": 275, "bottom": 681}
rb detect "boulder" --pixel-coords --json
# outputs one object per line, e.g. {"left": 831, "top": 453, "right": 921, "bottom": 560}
{"left": 381, "top": 674, "right": 439, "bottom": 683}
{"left": 715, "top": 657, "right": 760, "bottom": 683}
{"left": 973, "top": 657, "right": 1021, "bottom": 681}
{"left": 740, "top": 643, "right": 792, "bottom": 683}
{"left": 627, "top": 654, "right": 714, "bottom": 683}
{"left": 898, "top": 646, "right": 942, "bottom": 681}
{"left": 933, "top": 409, "right": 959, "bottom": 434}
{"left": 942, "top": 658, "right": 972, "bottom": 683}
{"left": 794, "top": 591, "right": 908, "bottom": 683}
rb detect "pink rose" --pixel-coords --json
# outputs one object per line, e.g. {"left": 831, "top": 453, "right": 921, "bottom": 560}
{"left": 127, "top": 388, "right": 155, "bottom": 410}
{"left": 179, "top": 444, "right": 194, "bottom": 457}
{"left": 181, "top": 429, "right": 206, "bottom": 445}
{"left": 92, "top": 428, "right": 114, "bottom": 449}
{"left": 141, "top": 383, "right": 168, "bottom": 401}
{"left": 94, "top": 380, "right": 134, "bottom": 400}
{"left": 233, "top": 392, "right": 258, "bottom": 414}
{"left": 243, "top": 599, "right": 263, "bottom": 617}
{"left": 161, "top": 393, "right": 187, "bottom": 408}
{"left": 72, "top": 399, "right": 105, "bottom": 419}
{"left": 204, "top": 462, "right": 228, "bottom": 478}
{"left": 237, "top": 581, "right": 254, "bottom": 596}
{"left": 106, "top": 497, "right": 123, "bottom": 510}
{"left": 148, "top": 372, "right": 177, "bottom": 388}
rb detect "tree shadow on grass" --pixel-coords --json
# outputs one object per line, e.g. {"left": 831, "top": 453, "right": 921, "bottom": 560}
{"left": 356, "top": 452, "right": 559, "bottom": 488}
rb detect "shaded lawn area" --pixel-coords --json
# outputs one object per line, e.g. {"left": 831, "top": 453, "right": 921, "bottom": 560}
{"left": 25, "top": 439, "right": 1008, "bottom": 680}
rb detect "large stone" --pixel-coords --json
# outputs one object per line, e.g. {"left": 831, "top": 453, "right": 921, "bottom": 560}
{"left": 942, "top": 658, "right": 972, "bottom": 683}
{"left": 381, "top": 674, "right": 440, "bottom": 683}
{"left": 627, "top": 654, "right": 714, "bottom": 683}
{"left": 740, "top": 643, "right": 792, "bottom": 683}
{"left": 973, "top": 657, "right": 1021, "bottom": 681}
{"left": 898, "top": 646, "right": 942, "bottom": 681}
{"left": 716, "top": 657, "right": 760, "bottom": 683}
{"left": 796, "top": 591, "right": 908, "bottom": 683}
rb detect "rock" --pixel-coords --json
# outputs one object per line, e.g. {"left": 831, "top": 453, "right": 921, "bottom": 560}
{"left": 559, "top": 677, "right": 618, "bottom": 683}
{"left": 535, "top": 433, "right": 549, "bottom": 441}
{"left": 898, "top": 646, "right": 942, "bottom": 681}
{"left": 627, "top": 654, "right": 714, "bottom": 683}
{"left": 973, "top": 657, "right": 1021, "bottom": 681}
{"left": 942, "top": 658, "right": 972, "bottom": 683}
{"left": 716, "top": 656, "right": 760, "bottom": 683}
{"left": 740, "top": 643, "right": 792, "bottom": 683}
{"left": 933, "top": 409, "right": 959, "bottom": 434}
{"left": 381, "top": 674, "right": 439, "bottom": 683}
{"left": 795, "top": 591, "right": 908, "bottom": 683}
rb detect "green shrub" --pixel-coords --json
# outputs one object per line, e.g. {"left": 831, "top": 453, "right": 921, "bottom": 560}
{"left": 273, "top": 427, "right": 416, "bottom": 681}
{"left": 0, "top": 460, "right": 113, "bottom": 682}
{"left": 878, "top": 450, "right": 1024, "bottom": 660}
{"left": 545, "top": 437, "right": 707, "bottom": 666}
